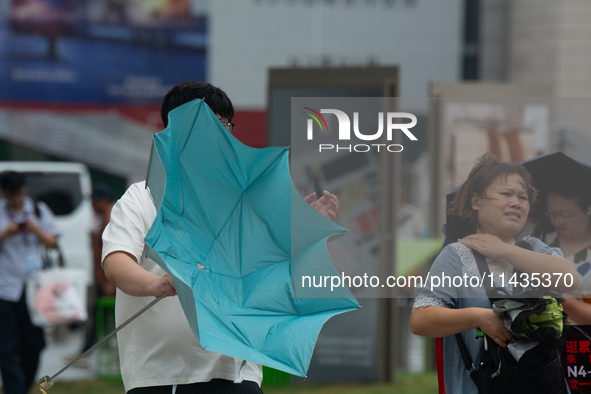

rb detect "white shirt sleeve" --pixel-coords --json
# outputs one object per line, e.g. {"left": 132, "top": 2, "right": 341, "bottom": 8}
{"left": 101, "top": 183, "right": 154, "bottom": 265}
{"left": 37, "top": 201, "right": 61, "bottom": 236}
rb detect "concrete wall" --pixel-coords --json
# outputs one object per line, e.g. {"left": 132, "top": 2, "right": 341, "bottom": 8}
{"left": 209, "top": 0, "right": 463, "bottom": 109}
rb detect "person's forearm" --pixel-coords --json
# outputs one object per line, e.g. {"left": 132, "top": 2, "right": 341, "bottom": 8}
{"left": 410, "top": 306, "right": 479, "bottom": 338}
{"left": 34, "top": 230, "right": 58, "bottom": 249}
{"left": 0, "top": 229, "right": 12, "bottom": 244}
{"left": 562, "top": 297, "right": 591, "bottom": 325}
{"left": 503, "top": 246, "right": 579, "bottom": 292}
{"left": 103, "top": 252, "right": 160, "bottom": 297}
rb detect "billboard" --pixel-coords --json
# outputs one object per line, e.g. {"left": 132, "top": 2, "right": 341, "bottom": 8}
{"left": 0, "top": 0, "right": 207, "bottom": 104}
{"left": 441, "top": 101, "right": 550, "bottom": 194}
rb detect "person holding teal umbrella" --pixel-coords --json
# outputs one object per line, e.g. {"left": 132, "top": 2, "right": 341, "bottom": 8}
{"left": 101, "top": 81, "right": 347, "bottom": 394}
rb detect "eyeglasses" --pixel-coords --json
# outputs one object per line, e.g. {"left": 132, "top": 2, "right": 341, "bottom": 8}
{"left": 223, "top": 122, "right": 235, "bottom": 133}
{"left": 217, "top": 116, "right": 235, "bottom": 133}
{"left": 544, "top": 210, "right": 582, "bottom": 223}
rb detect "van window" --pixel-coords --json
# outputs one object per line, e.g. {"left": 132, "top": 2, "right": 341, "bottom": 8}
{"left": 23, "top": 173, "right": 83, "bottom": 216}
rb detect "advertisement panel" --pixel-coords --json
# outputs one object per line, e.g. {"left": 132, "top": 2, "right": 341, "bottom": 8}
{"left": 441, "top": 101, "right": 550, "bottom": 194}
{"left": 0, "top": 0, "right": 207, "bottom": 104}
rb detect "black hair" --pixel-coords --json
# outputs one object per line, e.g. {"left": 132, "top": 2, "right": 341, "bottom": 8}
{"left": 532, "top": 180, "right": 591, "bottom": 236}
{"left": 0, "top": 171, "right": 26, "bottom": 192}
{"left": 160, "top": 81, "right": 234, "bottom": 127}
{"left": 448, "top": 153, "right": 537, "bottom": 229}
{"left": 545, "top": 181, "right": 591, "bottom": 211}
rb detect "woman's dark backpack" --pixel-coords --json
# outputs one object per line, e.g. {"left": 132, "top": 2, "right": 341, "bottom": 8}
{"left": 455, "top": 241, "right": 567, "bottom": 394}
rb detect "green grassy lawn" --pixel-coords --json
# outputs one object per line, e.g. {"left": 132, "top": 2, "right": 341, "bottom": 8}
{"left": 15, "top": 373, "right": 437, "bottom": 394}
{"left": 264, "top": 373, "right": 438, "bottom": 394}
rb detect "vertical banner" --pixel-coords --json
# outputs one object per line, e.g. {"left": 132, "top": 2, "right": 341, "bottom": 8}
{"left": 563, "top": 326, "right": 591, "bottom": 393}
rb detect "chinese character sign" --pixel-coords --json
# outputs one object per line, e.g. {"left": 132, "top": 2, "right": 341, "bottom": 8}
{"left": 563, "top": 326, "right": 591, "bottom": 393}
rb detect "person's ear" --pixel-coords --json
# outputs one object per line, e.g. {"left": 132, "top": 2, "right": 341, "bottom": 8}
{"left": 471, "top": 194, "right": 480, "bottom": 212}
{"left": 587, "top": 206, "right": 591, "bottom": 216}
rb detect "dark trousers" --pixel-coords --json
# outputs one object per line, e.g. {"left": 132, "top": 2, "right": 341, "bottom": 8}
{"left": 128, "top": 379, "right": 264, "bottom": 394}
{"left": 0, "top": 288, "right": 46, "bottom": 394}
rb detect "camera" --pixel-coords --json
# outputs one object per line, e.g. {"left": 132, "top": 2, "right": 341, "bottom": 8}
{"left": 18, "top": 222, "right": 26, "bottom": 230}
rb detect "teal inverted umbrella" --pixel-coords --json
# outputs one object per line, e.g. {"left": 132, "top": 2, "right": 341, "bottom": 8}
{"left": 144, "top": 99, "right": 359, "bottom": 377}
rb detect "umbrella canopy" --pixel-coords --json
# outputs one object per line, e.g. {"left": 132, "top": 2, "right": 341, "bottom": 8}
{"left": 444, "top": 151, "right": 591, "bottom": 244}
{"left": 519, "top": 151, "right": 591, "bottom": 193}
{"left": 444, "top": 183, "right": 474, "bottom": 245}
{"left": 143, "top": 99, "right": 359, "bottom": 377}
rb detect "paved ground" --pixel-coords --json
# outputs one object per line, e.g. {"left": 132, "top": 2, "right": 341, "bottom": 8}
{"left": 407, "top": 332, "right": 425, "bottom": 373}
{"left": 37, "top": 328, "right": 98, "bottom": 383}
{"left": 3, "top": 323, "right": 423, "bottom": 389}
{"left": 1, "top": 326, "right": 120, "bottom": 390}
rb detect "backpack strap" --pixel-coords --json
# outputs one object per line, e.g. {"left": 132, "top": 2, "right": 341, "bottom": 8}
{"left": 34, "top": 201, "right": 41, "bottom": 219}
{"left": 455, "top": 250, "right": 491, "bottom": 379}
{"left": 33, "top": 201, "right": 65, "bottom": 269}
{"left": 472, "top": 240, "right": 532, "bottom": 298}
{"left": 455, "top": 239, "right": 534, "bottom": 377}
{"left": 455, "top": 333, "right": 476, "bottom": 376}
{"left": 472, "top": 249, "right": 493, "bottom": 294}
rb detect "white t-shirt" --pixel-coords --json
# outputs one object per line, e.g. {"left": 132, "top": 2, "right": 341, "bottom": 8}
{"left": 102, "top": 181, "right": 262, "bottom": 392}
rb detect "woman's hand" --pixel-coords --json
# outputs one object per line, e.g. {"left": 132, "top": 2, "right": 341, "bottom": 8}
{"left": 475, "top": 308, "right": 512, "bottom": 348}
{"left": 460, "top": 235, "right": 578, "bottom": 292}
{"left": 458, "top": 234, "right": 510, "bottom": 260}
{"left": 411, "top": 305, "right": 509, "bottom": 342}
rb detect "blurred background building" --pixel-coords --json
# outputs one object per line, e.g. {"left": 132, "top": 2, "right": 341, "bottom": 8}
{"left": 2, "top": 0, "right": 589, "bottom": 197}
{"left": 1, "top": 0, "right": 591, "bottom": 387}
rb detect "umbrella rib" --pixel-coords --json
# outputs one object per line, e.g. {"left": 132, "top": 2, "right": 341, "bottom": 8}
{"left": 202, "top": 150, "right": 290, "bottom": 275}
{"left": 242, "top": 192, "right": 290, "bottom": 256}
{"left": 178, "top": 106, "right": 203, "bottom": 158}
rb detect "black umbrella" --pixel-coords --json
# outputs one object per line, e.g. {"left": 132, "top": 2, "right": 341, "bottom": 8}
{"left": 520, "top": 151, "right": 591, "bottom": 193}
{"left": 443, "top": 151, "right": 591, "bottom": 245}
{"left": 444, "top": 183, "right": 475, "bottom": 245}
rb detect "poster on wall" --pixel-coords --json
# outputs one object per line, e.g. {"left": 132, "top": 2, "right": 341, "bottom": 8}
{"left": 0, "top": 0, "right": 207, "bottom": 104}
{"left": 287, "top": 95, "right": 392, "bottom": 383}
{"left": 441, "top": 101, "right": 550, "bottom": 194}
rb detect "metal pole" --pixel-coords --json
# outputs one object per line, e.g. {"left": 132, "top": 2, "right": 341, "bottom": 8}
{"left": 39, "top": 294, "right": 168, "bottom": 391}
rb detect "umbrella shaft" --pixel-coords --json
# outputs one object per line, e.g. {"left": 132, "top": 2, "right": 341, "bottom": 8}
{"left": 48, "top": 294, "right": 168, "bottom": 382}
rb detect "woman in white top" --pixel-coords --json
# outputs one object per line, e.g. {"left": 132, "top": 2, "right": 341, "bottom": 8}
{"left": 535, "top": 181, "right": 591, "bottom": 324}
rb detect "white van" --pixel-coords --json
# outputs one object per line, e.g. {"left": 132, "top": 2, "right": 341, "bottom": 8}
{"left": 0, "top": 162, "right": 93, "bottom": 283}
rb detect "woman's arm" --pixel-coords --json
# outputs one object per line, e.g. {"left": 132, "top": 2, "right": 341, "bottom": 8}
{"left": 459, "top": 234, "right": 579, "bottom": 292}
{"left": 410, "top": 305, "right": 512, "bottom": 347}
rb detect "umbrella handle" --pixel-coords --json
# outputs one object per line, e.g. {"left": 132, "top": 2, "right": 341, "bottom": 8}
{"left": 39, "top": 293, "right": 168, "bottom": 391}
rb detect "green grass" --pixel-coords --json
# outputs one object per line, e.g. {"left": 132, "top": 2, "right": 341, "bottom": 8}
{"left": 264, "top": 373, "right": 438, "bottom": 394}
{"left": 15, "top": 373, "right": 437, "bottom": 394}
